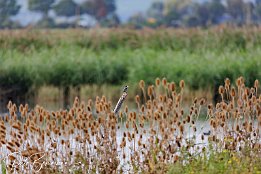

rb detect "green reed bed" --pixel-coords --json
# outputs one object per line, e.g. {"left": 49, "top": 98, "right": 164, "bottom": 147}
{"left": 1, "top": 27, "right": 261, "bottom": 105}
{"left": 1, "top": 45, "right": 260, "bottom": 93}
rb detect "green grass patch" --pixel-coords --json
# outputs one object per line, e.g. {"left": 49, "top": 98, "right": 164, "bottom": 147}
{"left": 167, "top": 150, "right": 261, "bottom": 174}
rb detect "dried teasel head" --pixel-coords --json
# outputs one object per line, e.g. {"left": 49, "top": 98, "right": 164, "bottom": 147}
{"left": 162, "top": 77, "right": 167, "bottom": 88}
{"left": 139, "top": 80, "right": 145, "bottom": 89}
{"left": 168, "top": 82, "right": 175, "bottom": 92}
{"left": 225, "top": 78, "right": 230, "bottom": 89}
{"left": 219, "top": 85, "right": 225, "bottom": 95}
{"left": 230, "top": 87, "right": 236, "bottom": 97}
{"left": 147, "top": 85, "right": 153, "bottom": 97}
{"left": 254, "top": 79, "right": 259, "bottom": 89}
{"left": 179, "top": 80, "right": 185, "bottom": 89}
{"left": 155, "top": 77, "right": 161, "bottom": 86}
{"left": 200, "top": 98, "right": 206, "bottom": 105}
{"left": 135, "top": 95, "right": 140, "bottom": 103}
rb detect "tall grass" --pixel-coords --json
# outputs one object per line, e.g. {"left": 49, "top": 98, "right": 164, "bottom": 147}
{"left": 0, "top": 27, "right": 261, "bottom": 104}
{"left": 1, "top": 27, "right": 261, "bottom": 52}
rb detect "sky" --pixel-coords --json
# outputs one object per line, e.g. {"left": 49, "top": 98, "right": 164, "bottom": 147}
{"left": 116, "top": 0, "right": 156, "bottom": 22}
{"left": 14, "top": 0, "right": 158, "bottom": 25}
{"left": 14, "top": 0, "right": 255, "bottom": 25}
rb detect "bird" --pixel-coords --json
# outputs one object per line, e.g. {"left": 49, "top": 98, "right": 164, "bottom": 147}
{"left": 113, "top": 85, "right": 128, "bottom": 115}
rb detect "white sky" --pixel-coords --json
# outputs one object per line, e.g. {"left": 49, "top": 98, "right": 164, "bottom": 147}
{"left": 12, "top": 0, "right": 257, "bottom": 25}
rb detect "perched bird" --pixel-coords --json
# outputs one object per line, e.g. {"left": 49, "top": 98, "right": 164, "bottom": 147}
{"left": 113, "top": 86, "right": 128, "bottom": 115}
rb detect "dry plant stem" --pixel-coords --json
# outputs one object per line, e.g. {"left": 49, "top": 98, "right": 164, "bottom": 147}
{"left": 0, "top": 77, "right": 260, "bottom": 173}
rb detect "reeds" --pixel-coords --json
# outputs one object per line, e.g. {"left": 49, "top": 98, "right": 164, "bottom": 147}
{"left": 0, "top": 77, "right": 260, "bottom": 173}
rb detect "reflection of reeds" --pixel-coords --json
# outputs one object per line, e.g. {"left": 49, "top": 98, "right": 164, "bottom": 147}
{"left": 0, "top": 77, "right": 260, "bottom": 173}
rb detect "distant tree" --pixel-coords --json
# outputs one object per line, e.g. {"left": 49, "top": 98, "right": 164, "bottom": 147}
{"left": 128, "top": 13, "right": 146, "bottom": 29}
{"left": 28, "top": 0, "right": 55, "bottom": 27}
{"left": 28, "top": 0, "right": 55, "bottom": 16}
{"left": 99, "top": 13, "right": 120, "bottom": 27}
{"left": 226, "top": 0, "right": 246, "bottom": 24}
{"left": 80, "top": 0, "right": 118, "bottom": 26}
{"left": 147, "top": 2, "right": 165, "bottom": 26}
{"left": 0, "top": 0, "right": 20, "bottom": 28}
{"left": 194, "top": 0, "right": 225, "bottom": 26}
{"left": 163, "top": 0, "right": 195, "bottom": 27}
{"left": 254, "top": 1, "right": 261, "bottom": 23}
{"left": 165, "top": 0, "right": 193, "bottom": 11}
{"left": 53, "top": 0, "right": 78, "bottom": 17}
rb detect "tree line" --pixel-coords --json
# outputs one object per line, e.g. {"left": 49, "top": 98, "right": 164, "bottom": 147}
{"left": 0, "top": 0, "right": 118, "bottom": 28}
{"left": 131, "top": 0, "right": 261, "bottom": 28}
{"left": 1, "top": 0, "right": 261, "bottom": 28}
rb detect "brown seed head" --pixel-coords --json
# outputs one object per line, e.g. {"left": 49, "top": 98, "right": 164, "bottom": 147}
{"left": 254, "top": 79, "right": 259, "bottom": 89}
{"left": 219, "top": 86, "right": 225, "bottom": 95}
{"left": 148, "top": 86, "right": 153, "bottom": 97}
{"left": 179, "top": 80, "right": 185, "bottom": 89}
{"left": 155, "top": 77, "right": 160, "bottom": 86}
{"left": 162, "top": 78, "right": 167, "bottom": 87}
{"left": 139, "top": 80, "right": 145, "bottom": 89}
{"left": 135, "top": 95, "right": 140, "bottom": 103}
{"left": 169, "top": 82, "right": 175, "bottom": 92}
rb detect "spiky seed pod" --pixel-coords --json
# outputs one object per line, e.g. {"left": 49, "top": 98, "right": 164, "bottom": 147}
{"left": 19, "top": 104, "right": 23, "bottom": 113}
{"left": 135, "top": 95, "right": 140, "bottom": 103}
{"left": 169, "top": 82, "right": 175, "bottom": 92}
{"left": 231, "top": 87, "right": 236, "bottom": 97}
{"left": 155, "top": 77, "right": 160, "bottom": 86}
{"left": 254, "top": 79, "right": 259, "bottom": 89}
{"left": 236, "top": 124, "right": 240, "bottom": 132}
{"left": 139, "top": 80, "right": 145, "bottom": 89}
{"left": 200, "top": 98, "right": 205, "bottom": 105}
{"left": 176, "top": 94, "right": 181, "bottom": 103}
{"left": 141, "top": 105, "right": 145, "bottom": 112}
{"left": 179, "top": 80, "right": 185, "bottom": 89}
{"left": 245, "top": 88, "right": 250, "bottom": 96}
{"left": 176, "top": 140, "right": 181, "bottom": 147}
{"left": 219, "top": 86, "right": 225, "bottom": 95}
{"left": 162, "top": 78, "right": 167, "bottom": 87}
{"left": 186, "top": 116, "right": 190, "bottom": 123}
{"left": 132, "top": 133, "right": 135, "bottom": 139}
{"left": 125, "top": 105, "right": 128, "bottom": 113}
{"left": 7, "top": 101, "right": 12, "bottom": 110}
{"left": 250, "top": 87, "right": 255, "bottom": 95}
{"left": 193, "top": 98, "right": 198, "bottom": 105}
{"left": 240, "top": 76, "right": 244, "bottom": 85}
{"left": 148, "top": 86, "right": 153, "bottom": 97}
{"left": 179, "top": 124, "right": 184, "bottom": 133}
{"left": 225, "top": 78, "right": 230, "bottom": 88}
{"left": 236, "top": 77, "right": 241, "bottom": 87}
{"left": 12, "top": 122, "right": 21, "bottom": 131}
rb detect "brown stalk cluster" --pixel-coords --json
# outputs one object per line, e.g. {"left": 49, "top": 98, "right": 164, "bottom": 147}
{"left": 0, "top": 77, "right": 260, "bottom": 173}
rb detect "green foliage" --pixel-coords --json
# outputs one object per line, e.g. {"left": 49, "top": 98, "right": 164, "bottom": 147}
{"left": 1, "top": 161, "right": 6, "bottom": 174}
{"left": 0, "top": 28, "right": 260, "bottom": 96}
{"left": 53, "top": 0, "right": 78, "bottom": 17}
{"left": 28, "top": 0, "right": 55, "bottom": 14}
{"left": 79, "top": 0, "right": 117, "bottom": 21}
{"left": 167, "top": 150, "right": 261, "bottom": 174}
{"left": 0, "top": 0, "right": 20, "bottom": 28}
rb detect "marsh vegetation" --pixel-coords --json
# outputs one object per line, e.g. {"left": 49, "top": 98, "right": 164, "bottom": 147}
{"left": 0, "top": 77, "right": 260, "bottom": 173}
